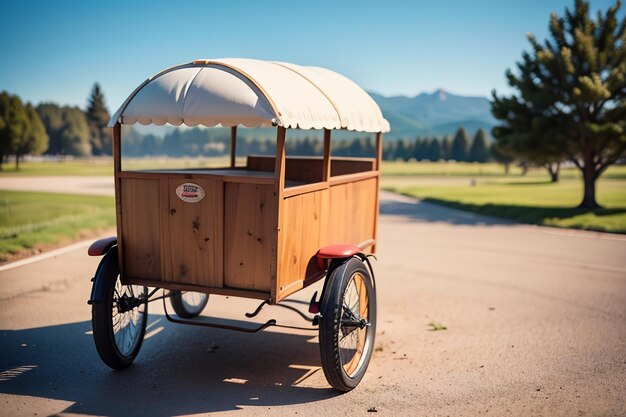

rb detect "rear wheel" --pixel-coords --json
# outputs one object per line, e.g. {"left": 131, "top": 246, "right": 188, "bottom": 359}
{"left": 319, "top": 257, "right": 376, "bottom": 392}
{"left": 92, "top": 250, "right": 148, "bottom": 369}
{"left": 170, "top": 291, "right": 209, "bottom": 318}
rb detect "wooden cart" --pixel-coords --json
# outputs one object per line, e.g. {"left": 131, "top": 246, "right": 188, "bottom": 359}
{"left": 87, "top": 58, "right": 390, "bottom": 391}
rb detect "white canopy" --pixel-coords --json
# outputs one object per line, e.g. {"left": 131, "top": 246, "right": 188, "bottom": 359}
{"left": 108, "top": 58, "right": 390, "bottom": 133}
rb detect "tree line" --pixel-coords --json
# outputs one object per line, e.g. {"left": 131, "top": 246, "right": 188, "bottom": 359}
{"left": 382, "top": 127, "right": 492, "bottom": 163}
{"left": 0, "top": 84, "right": 111, "bottom": 169}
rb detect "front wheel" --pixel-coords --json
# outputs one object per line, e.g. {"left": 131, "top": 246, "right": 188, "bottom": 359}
{"left": 319, "top": 257, "right": 377, "bottom": 392}
{"left": 92, "top": 250, "right": 148, "bottom": 369}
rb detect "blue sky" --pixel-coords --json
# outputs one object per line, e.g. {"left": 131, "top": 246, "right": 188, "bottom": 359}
{"left": 0, "top": 0, "right": 620, "bottom": 112}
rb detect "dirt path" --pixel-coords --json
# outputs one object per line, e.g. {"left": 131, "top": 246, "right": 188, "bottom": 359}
{"left": 0, "top": 191, "right": 625, "bottom": 416}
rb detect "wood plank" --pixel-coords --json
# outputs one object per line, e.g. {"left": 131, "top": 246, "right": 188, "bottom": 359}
{"left": 283, "top": 181, "right": 328, "bottom": 198}
{"left": 277, "top": 190, "right": 324, "bottom": 301}
{"left": 123, "top": 277, "right": 270, "bottom": 301}
{"left": 330, "top": 158, "right": 375, "bottom": 177}
{"left": 329, "top": 170, "right": 378, "bottom": 186}
{"left": 230, "top": 126, "right": 237, "bottom": 168}
{"left": 272, "top": 127, "right": 286, "bottom": 303}
{"left": 112, "top": 123, "right": 124, "bottom": 279}
{"left": 164, "top": 176, "right": 223, "bottom": 287}
{"left": 323, "top": 129, "right": 331, "bottom": 181}
{"left": 120, "top": 178, "right": 161, "bottom": 281}
{"left": 118, "top": 169, "right": 275, "bottom": 184}
{"left": 373, "top": 132, "right": 382, "bottom": 252}
{"left": 223, "top": 183, "right": 276, "bottom": 292}
{"left": 327, "top": 177, "right": 377, "bottom": 247}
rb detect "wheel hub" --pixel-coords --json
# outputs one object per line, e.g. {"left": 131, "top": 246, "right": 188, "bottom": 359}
{"left": 117, "top": 294, "right": 143, "bottom": 313}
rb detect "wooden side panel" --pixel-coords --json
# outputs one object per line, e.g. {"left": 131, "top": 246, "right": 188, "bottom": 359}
{"left": 327, "top": 177, "right": 377, "bottom": 247}
{"left": 224, "top": 183, "right": 276, "bottom": 292}
{"left": 278, "top": 189, "right": 325, "bottom": 299}
{"left": 163, "top": 177, "right": 223, "bottom": 287}
{"left": 330, "top": 158, "right": 375, "bottom": 177}
{"left": 120, "top": 178, "right": 161, "bottom": 281}
{"left": 246, "top": 155, "right": 275, "bottom": 172}
{"left": 247, "top": 155, "right": 374, "bottom": 180}
{"left": 247, "top": 156, "right": 323, "bottom": 184}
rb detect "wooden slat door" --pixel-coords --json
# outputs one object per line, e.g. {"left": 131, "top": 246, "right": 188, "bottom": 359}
{"left": 162, "top": 176, "right": 224, "bottom": 288}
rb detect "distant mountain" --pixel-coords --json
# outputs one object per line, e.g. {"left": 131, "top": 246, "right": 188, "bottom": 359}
{"left": 369, "top": 89, "right": 497, "bottom": 139}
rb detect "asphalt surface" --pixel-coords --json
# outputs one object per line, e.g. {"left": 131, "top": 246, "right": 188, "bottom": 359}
{"left": 0, "top": 182, "right": 625, "bottom": 416}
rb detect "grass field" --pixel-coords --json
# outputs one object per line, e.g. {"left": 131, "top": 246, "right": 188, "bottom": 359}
{"left": 0, "top": 191, "right": 115, "bottom": 261}
{"left": 382, "top": 162, "right": 626, "bottom": 233}
{"left": 0, "top": 156, "right": 240, "bottom": 176}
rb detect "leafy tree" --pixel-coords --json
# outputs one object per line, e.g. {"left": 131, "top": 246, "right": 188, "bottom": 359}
{"left": 86, "top": 83, "right": 111, "bottom": 155}
{"left": 0, "top": 92, "right": 48, "bottom": 169}
{"left": 141, "top": 134, "right": 161, "bottom": 156}
{"left": 450, "top": 127, "right": 470, "bottom": 161}
{"left": 0, "top": 92, "right": 27, "bottom": 168}
{"left": 61, "top": 107, "right": 92, "bottom": 156}
{"left": 36, "top": 103, "right": 64, "bottom": 154}
{"left": 12, "top": 103, "right": 48, "bottom": 169}
{"left": 492, "top": 0, "right": 626, "bottom": 208}
{"left": 37, "top": 103, "right": 91, "bottom": 156}
{"left": 469, "top": 128, "right": 490, "bottom": 163}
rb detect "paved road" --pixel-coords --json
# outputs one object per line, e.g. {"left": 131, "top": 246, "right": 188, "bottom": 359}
{"left": 0, "top": 190, "right": 625, "bottom": 416}
{"left": 0, "top": 176, "right": 114, "bottom": 196}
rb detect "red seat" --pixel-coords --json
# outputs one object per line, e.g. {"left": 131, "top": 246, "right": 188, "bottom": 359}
{"left": 315, "top": 244, "right": 361, "bottom": 270}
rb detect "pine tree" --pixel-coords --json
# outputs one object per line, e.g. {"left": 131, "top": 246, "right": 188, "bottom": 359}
{"left": 450, "top": 127, "right": 470, "bottom": 162}
{"left": 383, "top": 141, "right": 396, "bottom": 160}
{"left": 469, "top": 129, "right": 490, "bottom": 163}
{"left": 395, "top": 140, "right": 410, "bottom": 161}
{"left": 418, "top": 138, "right": 431, "bottom": 160}
{"left": 440, "top": 135, "right": 451, "bottom": 161}
{"left": 492, "top": 0, "right": 626, "bottom": 208}
{"left": 86, "top": 83, "right": 111, "bottom": 155}
{"left": 428, "top": 138, "right": 442, "bottom": 161}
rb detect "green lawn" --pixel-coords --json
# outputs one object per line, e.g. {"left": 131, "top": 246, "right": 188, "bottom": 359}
{"left": 0, "top": 156, "right": 239, "bottom": 176}
{"left": 0, "top": 159, "right": 113, "bottom": 176}
{"left": 0, "top": 190, "right": 115, "bottom": 261}
{"left": 382, "top": 162, "right": 626, "bottom": 234}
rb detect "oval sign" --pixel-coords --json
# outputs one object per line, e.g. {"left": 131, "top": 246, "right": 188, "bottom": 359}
{"left": 176, "top": 183, "right": 205, "bottom": 203}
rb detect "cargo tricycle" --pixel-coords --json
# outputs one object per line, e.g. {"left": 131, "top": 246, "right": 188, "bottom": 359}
{"left": 87, "top": 58, "right": 390, "bottom": 391}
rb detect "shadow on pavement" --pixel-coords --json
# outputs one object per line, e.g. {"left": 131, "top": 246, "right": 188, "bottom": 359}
{"left": 0, "top": 316, "right": 336, "bottom": 416}
{"left": 380, "top": 195, "right": 512, "bottom": 226}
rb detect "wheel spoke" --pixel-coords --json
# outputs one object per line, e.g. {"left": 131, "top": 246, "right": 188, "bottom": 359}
{"left": 337, "top": 272, "right": 371, "bottom": 378}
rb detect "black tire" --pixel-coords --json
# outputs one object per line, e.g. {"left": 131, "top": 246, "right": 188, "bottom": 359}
{"left": 169, "top": 290, "right": 209, "bottom": 318}
{"left": 319, "top": 257, "right": 377, "bottom": 392}
{"left": 92, "top": 249, "right": 148, "bottom": 369}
